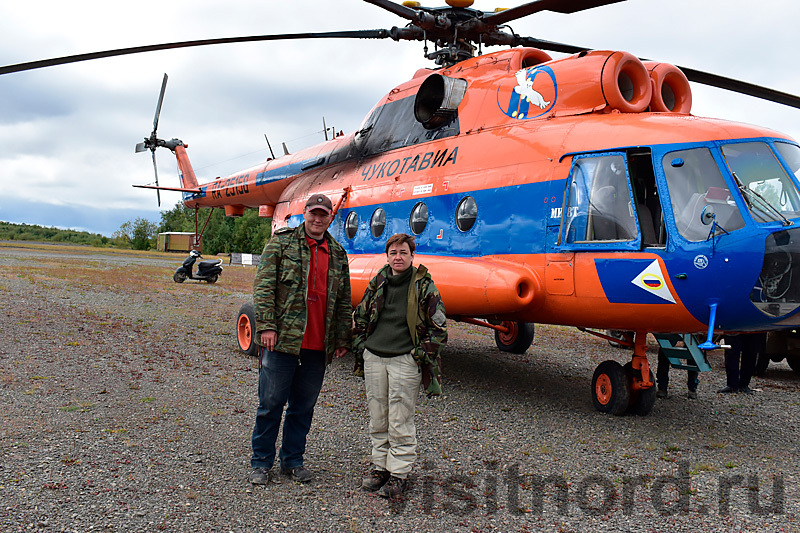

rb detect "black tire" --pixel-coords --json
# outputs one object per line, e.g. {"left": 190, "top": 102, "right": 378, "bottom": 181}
{"left": 623, "top": 362, "right": 656, "bottom": 416}
{"left": 236, "top": 302, "right": 258, "bottom": 357}
{"left": 754, "top": 351, "right": 771, "bottom": 376}
{"left": 173, "top": 271, "right": 187, "bottom": 283}
{"left": 787, "top": 357, "right": 800, "bottom": 374}
{"left": 591, "top": 360, "right": 630, "bottom": 415}
{"left": 494, "top": 321, "right": 535, "bottom": 354}
{"left": 607, "top": 330, "right": 633, "bottom": 349}
{"left": 207, "top": 274, "right": 219, "bottom": 284}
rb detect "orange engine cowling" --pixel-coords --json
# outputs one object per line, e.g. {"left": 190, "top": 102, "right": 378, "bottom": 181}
{"left": 643, "top": 61, "right": 693, "bottom": 114}
{"left": 538, "top": 50, "right": 652, "bottom": 115}
{"left": 600, "top": 51, "right": 653, "bottom": 113}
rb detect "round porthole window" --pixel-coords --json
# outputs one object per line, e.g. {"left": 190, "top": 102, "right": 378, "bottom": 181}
{"left": 370, "top": 208, "right": 386, "bottom": 238}
{"left": 456, "top": 196, "right": 477, "bottom": 232}
{"left": 410, "top": 202, "right": 428, "bottom": 235}
{"left": 345, "top": 211, "right": 359, "bottom": 239}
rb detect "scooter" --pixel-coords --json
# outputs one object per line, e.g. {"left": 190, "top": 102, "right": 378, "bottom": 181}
{"left": 173, "top": 250, "right": 223, "bottom": 284}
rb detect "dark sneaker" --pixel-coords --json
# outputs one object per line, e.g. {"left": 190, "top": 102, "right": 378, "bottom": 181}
{"left": 249, "top": 467, "right": 271, "bottom": 485}
{"left": 377, "top": 476, "right": 407, "bottom": 499}
{"left": 739, "top": 386, "right": 754, "bottom": 395}
{"left": 656, "top": 389, "right": 668, "bottom": 399}
{"left": 281, "top": 464, "right": 313, "bottom": 483}
{"left": 717, "top": 386, "right": 737, "bottom": 394}
{"left": 687, "top": 390, "right": 697, "bottom": 399}
{"left": 361, "top": 469, "right": 391, "bottom": 492}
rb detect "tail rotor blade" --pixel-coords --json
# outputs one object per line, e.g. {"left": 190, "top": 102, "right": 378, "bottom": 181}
{"left": 152, "top": 73, "right": 168, "bottom": 136}
{"left": 151, "top": 150, "right": 161, "bottom": 207}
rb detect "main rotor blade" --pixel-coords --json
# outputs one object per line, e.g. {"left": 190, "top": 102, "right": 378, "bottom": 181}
{"left": 362, "top": 0, "right": 419, "bottom": 21}
{"left": 679, "top": 67, "right": 800, "bottom": 110}
{"left": 0, "top": 30, "right": 390, "bottom": 76}
{"left": 483, "top": 0, "right": 625, "bottom": 26}
{"left": 153, "top": 73, "right": 168, "bottom": 136}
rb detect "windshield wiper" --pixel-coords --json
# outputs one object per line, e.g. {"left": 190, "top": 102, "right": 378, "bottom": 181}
{"left": 732, "top": 172, "right": 793, "bottom": 226}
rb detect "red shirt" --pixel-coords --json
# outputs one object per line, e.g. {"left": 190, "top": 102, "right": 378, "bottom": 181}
{"left": 301, "top": 235, "right": 329, "bottom": 351}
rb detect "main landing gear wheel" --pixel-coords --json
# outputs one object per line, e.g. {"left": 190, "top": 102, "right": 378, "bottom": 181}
{"left": 173, "top": 271, "right": 187, "bottom": 283}
{"left": 623, "top": 362, "right": 656, "bottom": 416}
{"left": 494, "top": 321, "right": 535, "bottom": 354}
{"left": 591, "top": 360, "right": 629, "bottom": 415}
{"left": 237, "top": 302, "right": 258, "bottom": 356}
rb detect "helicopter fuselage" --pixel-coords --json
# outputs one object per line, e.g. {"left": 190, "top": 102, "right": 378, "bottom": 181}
{"left": 173, "top": 47, "right": 800, "bottom": 339}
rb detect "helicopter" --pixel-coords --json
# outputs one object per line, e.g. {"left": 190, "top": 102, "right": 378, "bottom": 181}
{"left": 4, "top": 0, "right": 800, "bottom": 416}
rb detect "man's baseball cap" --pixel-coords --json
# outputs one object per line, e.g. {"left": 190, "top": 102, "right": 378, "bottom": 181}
{"left": 304, "top": 193, "right": 333, "bottom": 214}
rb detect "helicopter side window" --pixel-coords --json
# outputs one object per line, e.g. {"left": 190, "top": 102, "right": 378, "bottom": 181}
{"left": 410, "top": 202, "right": 429, "bottom": 235}
{"left": 721, "top": 141, "right": 800, "bottom": 223}
{"left": 345, "top": 211, "right": 359, "bottom": 239}
{"left": 563, "top": 154, "right": 636, "bottom": 244}
{"left": 662, "top": 147, "right": 745, "bottom": 241}
{"left": 370, "top": 208, "right": 386, "bottom": 238}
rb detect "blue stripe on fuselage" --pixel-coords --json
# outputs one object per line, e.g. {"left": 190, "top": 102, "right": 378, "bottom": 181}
{"left": 289, "top": 180, "right": 561, "bottom": 256}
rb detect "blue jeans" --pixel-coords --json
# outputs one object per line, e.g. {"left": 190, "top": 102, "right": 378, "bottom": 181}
{"left": 251, "top": 348, "right": 326, "bottom": 470}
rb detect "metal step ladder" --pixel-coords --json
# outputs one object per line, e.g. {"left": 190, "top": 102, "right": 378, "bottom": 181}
{"left": 653, "top": 333, "right": 713, "bottom": 372}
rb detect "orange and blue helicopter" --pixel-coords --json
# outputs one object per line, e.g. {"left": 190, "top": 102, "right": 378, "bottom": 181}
{"left": 5, "top": 0, "right": 800, "bottom": 415}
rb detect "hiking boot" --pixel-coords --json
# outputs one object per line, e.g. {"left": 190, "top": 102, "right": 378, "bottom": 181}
{"left": 377, "top": 475, "right": 407, "bottom": 499}
{"left": 281, "top": 464, "right": 313, "bottom": 483}
{"left": 656, "top": 389, "right": 668, "bottom": 399}
{"left": 687, "top": 390, "right": 697, "bottom": 399}
{"left": 361, "top": 469, "right": 391, "bottom": 492}
{"left": 739, "top": 386, "right": 754, "bottom": 395}
{"left": 249, "top": 467, "right": 272, "bottom": 485}
{"left": 717, "top": 386, "right": 737, "bottom": 394}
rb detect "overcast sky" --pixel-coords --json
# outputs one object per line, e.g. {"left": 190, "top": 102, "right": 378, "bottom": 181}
{"left": 1, "top": 0, "right": 799, "bottom": 236}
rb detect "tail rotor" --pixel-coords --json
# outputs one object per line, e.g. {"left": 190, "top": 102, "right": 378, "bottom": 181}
{"left": 135, "top": 73, "right": 168, "bottom": 206}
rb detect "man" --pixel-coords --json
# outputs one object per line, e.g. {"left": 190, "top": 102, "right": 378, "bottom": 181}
{"left": 656, "top": 347, "right": 700, "bottom": 399}
{"left": 249, "top": 193, "right": 352, "bottom": 485}
{"left": 718, "top": 332, "right": 766, "bottom": 394}
{"left": 353, "top": 233, "right": 447, "bottom": 498}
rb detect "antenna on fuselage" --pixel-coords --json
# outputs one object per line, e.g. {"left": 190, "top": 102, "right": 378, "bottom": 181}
{"left": 264, "top": 134, "right": 275, "bottom": 161}
{"left": 282, "top": 142, "right": 290, "bottom": 156}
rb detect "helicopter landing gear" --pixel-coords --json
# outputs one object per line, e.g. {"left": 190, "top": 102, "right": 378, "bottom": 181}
{"left": 236, "top": 302, "right": 258, "bottom": 357}
{"left": 591, "top": 360, "right": 629, "bottom": 415}
{"left": 623, "top": 362, "right": 656, "bottom": 416}
{"left": 591, "top": 331, "right": 654, "bottom": 416}
{"left": 494, "top": 321, "right": 535, "bottom": 354}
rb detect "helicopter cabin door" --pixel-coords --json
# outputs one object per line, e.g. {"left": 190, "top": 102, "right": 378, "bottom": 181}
{"left": 552, "top": 151, "right": 665, "bottom": 298}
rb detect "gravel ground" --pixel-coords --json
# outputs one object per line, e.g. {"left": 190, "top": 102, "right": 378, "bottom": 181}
{"left": 1, "top": 243, "right": 798, "bottom": 532}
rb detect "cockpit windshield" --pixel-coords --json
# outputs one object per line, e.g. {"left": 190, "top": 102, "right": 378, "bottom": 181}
{"left": 662, "top": 147, "right": 745, "bottom": 241}
{"left": 721, "top": 141, "right": 800, "bottom": 225}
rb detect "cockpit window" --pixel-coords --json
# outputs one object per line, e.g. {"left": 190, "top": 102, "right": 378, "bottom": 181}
{"left": 721, "top": 142, "right": 800, "bottom": 224}
{"left": 775, "top": 142, "right": 800, "bottom": 181}
{"left": 662, "top": 147, "right": 745, "bottom": 241}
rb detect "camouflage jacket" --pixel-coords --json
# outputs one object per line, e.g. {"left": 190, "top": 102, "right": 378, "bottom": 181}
{"left": 253, "top": 223, "right": 352, "bottom": 363}
{"left": 353, "top": 264, "right": 447, "bottom": 393}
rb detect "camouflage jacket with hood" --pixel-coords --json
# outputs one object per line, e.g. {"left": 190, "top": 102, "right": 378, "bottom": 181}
{"left": 253, "top": 223, "right": 352, "bottom": 363}
{"left": 353, "top": 263, "right": 447, "bottom": 394}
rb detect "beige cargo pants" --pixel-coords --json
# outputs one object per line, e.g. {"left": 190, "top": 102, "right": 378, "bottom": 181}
{"left": 363, "top": 348, "right": 422, "bottom": 479}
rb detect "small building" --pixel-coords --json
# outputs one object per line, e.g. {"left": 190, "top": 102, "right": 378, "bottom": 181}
{"left": 157, "top": 232, "right": 198, "bottom": 253}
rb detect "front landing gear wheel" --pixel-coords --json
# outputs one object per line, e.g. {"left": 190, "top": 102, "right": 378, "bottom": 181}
{"left": 591, "top": 360, "right": 630, "bottom": 415}
{"left": 494, "top": 321, "right": 535, "bottom": 354}
{"left": 623, "top": 362, "right": 656, "bottom": 416}
{"left": 236, "top": 302, "right": 258, "bottom": 357}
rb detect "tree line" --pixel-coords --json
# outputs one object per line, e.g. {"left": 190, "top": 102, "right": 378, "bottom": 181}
{"left": 1, "top": 204, "right": 272, "bottom": 255}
